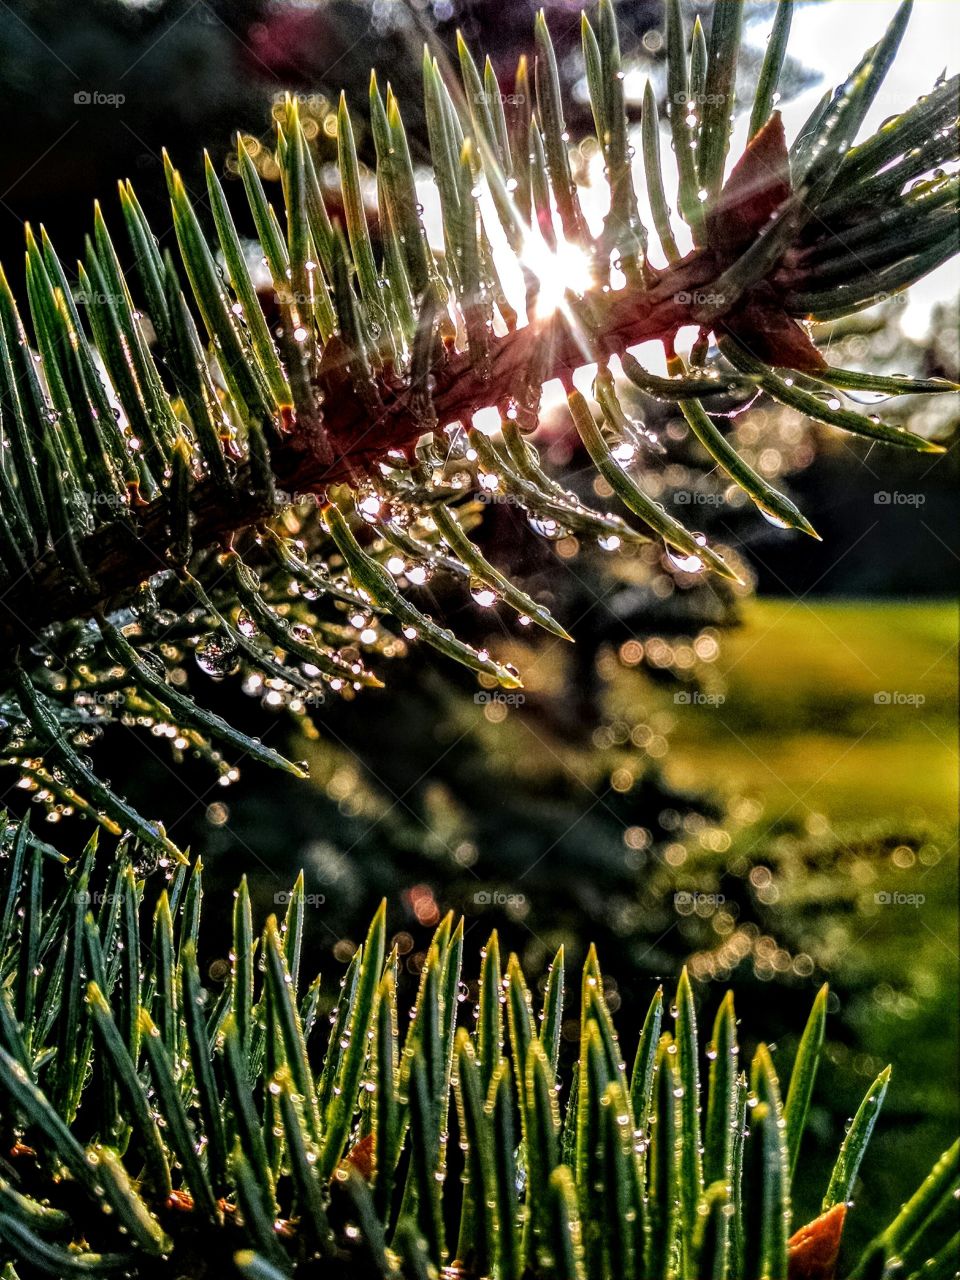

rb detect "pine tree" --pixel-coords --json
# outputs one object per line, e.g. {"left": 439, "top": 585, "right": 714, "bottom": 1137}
{"left": 0, "top": 0, "right": 956, "bottom": 853}
{"left": 0, "top": 819, "right": 957, "bottom": 1278}
{"left": 0, "top": 3, "right": 958, "bottom": 1271}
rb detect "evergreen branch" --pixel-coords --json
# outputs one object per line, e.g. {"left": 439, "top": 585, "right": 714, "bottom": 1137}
{"left": 0, "top": 819, "right": 954, "bottom": 1278}
{"left": 0, "top": 0, "right": 954, "bottom": 849}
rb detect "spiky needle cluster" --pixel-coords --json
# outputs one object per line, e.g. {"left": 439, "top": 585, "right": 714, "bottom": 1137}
{"left": 0, "top": 0, "right": 957, "bottom": 854}
{"left": 0, "top": 818, "right": 957, "bottom": 1278}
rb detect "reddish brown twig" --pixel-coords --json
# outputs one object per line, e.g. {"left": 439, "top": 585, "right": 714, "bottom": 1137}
{"left": 0, "top": 244, "right": 796, "bottom": 641}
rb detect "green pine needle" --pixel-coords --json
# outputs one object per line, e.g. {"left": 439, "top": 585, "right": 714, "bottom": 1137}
{"left": 0, "top": 821, "right": 955, "bottom": 1278}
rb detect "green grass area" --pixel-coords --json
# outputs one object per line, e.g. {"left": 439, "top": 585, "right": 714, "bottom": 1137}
{"left": 658, "top": 599, "right": 958, "bottom": 824}
{"left": 645, "top": 599, "right": 959, "bottom": 1246}
{"left": 202, "top": 596, "right": 955, "bottom": 1252}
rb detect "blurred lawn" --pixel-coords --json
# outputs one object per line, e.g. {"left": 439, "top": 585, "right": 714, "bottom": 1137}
{"left": 647, "top": 599, "right": 958, "bottom": 1245}
{"left": 655, "top": 599, "right": 958, "bottom": 824}
{"left": 193, "top": 594, "right": 955, "bottom": 1250}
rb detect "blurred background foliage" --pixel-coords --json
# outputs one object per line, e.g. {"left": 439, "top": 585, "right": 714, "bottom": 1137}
{"left": 0, "top": 0, "right": 956, "bottom": 1253}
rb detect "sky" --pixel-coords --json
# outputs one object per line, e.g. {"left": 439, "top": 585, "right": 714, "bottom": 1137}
{"left": 421, "top": 0, "right": 958, "bottom": 357}
{"left": 640, "top": 0, "right": 959, "bottom": 338}
{"left": 750, "top": 0, "right": 960, "bottom": 337}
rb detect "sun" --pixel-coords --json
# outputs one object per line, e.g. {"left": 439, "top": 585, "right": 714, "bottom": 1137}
{"left": 521, "top": 234, "right": 594, "bottom": 319}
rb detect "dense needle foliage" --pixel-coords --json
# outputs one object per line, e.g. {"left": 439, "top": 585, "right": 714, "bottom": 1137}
{"left": 0, "top": 817, "right": 957, "bottom": 1279}
{"left": 0, "top": 3, "right": 957, "bottom": 1273}
{"left": 0, "top": 0, "right": 955, "bottom": 854}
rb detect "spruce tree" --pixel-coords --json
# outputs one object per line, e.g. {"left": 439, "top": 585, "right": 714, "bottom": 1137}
{"left": 0, "top": 0, "right": 957, "bottom": 1274}
{"left": 0, "top": 822, "right": 958, "bottom": 1277}
{"left": 0, "top": 0, "right": 956, "bottom": 852}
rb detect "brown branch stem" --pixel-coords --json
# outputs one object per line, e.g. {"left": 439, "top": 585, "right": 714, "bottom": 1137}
{"left": 2, "top": 249, "right": 724, "bottom": 641}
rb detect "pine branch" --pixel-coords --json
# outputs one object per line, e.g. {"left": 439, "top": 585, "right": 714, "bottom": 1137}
{"left": 0, "top": 819, "right": 957, "bottom": 1280}
{"left": 0, "top": 4, "right": 953, "bottom": 634}
{"left": 0, "top": 0, "right": 956, "bottom": 852}
{"left": 1, "top": 245, "right": 736, "bottom": 639}
{"left": 0, "top": 817, "right": 957, "bottom": 1279}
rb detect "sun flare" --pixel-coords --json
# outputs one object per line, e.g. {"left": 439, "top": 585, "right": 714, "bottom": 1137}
{"left": 521, "top": 234, "right": 594, "bottom": 319}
